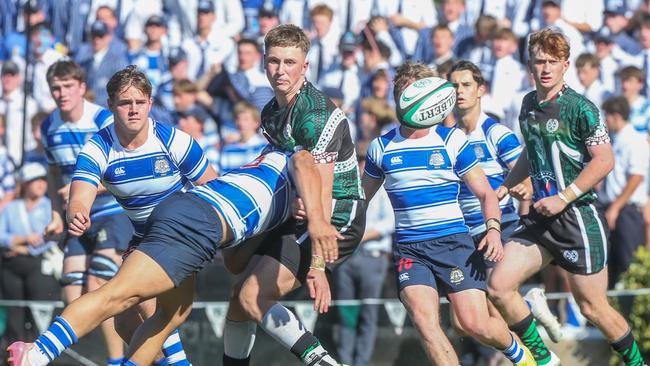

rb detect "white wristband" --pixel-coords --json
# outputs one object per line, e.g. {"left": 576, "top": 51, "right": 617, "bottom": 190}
{"left": 568, "top": 183, "right": 583, "bottom": 198}
{"left": 558, "top": 192, "right": 570, "bottom": 204}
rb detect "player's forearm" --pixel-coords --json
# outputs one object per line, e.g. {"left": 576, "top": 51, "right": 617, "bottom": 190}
{"left": 316, "top": 162, "right": 335, "bottom": 221}
{"left": 502, "top": 149, "right": 529, "bottom": 189}
{"left": 47, "top": 166, "right": 64, "bottom": 216}
{"left": 572, "top": 149, "right": 614, "bottom": 195}
{"left": 290, "top": 151, "right": 327, "bottom": 222}
{"left": 478, "top": 190, "right": 502, "bottom": 223}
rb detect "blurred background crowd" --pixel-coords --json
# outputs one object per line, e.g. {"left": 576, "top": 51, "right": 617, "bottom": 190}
{"left": 1, "top": 0, "right": 650, "bottom": 365}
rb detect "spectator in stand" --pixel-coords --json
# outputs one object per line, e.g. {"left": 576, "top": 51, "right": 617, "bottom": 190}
{"left": 176, "top": 106, "right": 220, "bottom": 171}
{"left": 599, "top": 96, "right": 649, "bottom": 287}
{"left": 129, "top": 15, "right": 170, "bottom": 92}
{"left": 428, "top": 25, "right": 456, "bottom": 78}
{"left": 592, "top": 30, "right": 636, "bottom": 94}
{"left": 359, "top": 37, "right": 393, "bottom": 104}
{"left": 0, "top": 115, "right": 15, "bottom": 213}
{"left": 619, "top": 66, "right": 650, "bottom": 135}
{"left": 637, "top": 13, "right": 650, "bottom": 97}
{"left": 75, "top": 20, "right": 129, "bottom": 107}
{"left": 457, "top": 15, "right": 499, "bottom": 72}
{"left": 218, "top": 101, "right": 267, "bottom": 174}
{"left": 0, "top": 163, "right": 60, "bottom": 351}
{"left": 181, "top": 0, "right": 237, "bottom": 80}
{"left": 366, "top": 16, "right": 404, "bottom": 67}
{"left": 172, "top": 79, "right": 224, "bottom": 144}
{"left": 561, "top": 0, "right": 604, "bottom": 34}
{"left": 26, "top": 23, "right": 65, "bottom": 112}
{"left": 600, "top": 2, "right": 641, "bottom": 56}
{"left": 308, "top": 5, "right": 340, "bottom": 86}
{"left": 440, "top": 0, "right": 475, "bottom": 51}
{"left": 23, "top": 112, "right": 49, "bottom": 167}
{"left": 334, "top": 139, "right": 394, "bottom": 366}
{"left": 0, "top": 60, "right": 37, "bottom": 166}
{"left": 320, "top": 31, "right": 361, "bottom": 115}
{"left": 227, "top": 38, "right": 274, "bottom": 112}
{"left": 152, "top": 47, "right": 189, "bottom": 122}
{"left": 483, "top": 28, "right": 527, "bottom": 119}
{"left": 257, "top": 4, "right": 281, "bottom": 45}
{"left": 575, "top": 53, "right": 613, "bottom": 115}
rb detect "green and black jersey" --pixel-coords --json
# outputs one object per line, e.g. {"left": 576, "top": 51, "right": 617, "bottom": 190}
{"left": 261, "top": 81, "right": 364, "bottom": 228}
{"left": 518, "top": 85, "right": 610, "bottom": 205}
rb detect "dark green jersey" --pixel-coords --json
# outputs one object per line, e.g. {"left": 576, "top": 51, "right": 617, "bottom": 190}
{"left": 261, "top": 81, "right": 364, "bottom": 205}
{"left": 519, "top": 86, "right": 610, "bottom": 205}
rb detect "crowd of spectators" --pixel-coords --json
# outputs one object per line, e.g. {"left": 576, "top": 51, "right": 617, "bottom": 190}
{"left": 1, "top": 0, "right": 650, "bottom": 364}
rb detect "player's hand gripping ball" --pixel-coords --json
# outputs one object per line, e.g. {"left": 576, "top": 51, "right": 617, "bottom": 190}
{"left": 397, "top": 76, "right": 456, "bottom": 129}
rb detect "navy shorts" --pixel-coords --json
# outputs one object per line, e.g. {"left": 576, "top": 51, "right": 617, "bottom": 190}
{"left": 63, "top": 213, "right": 133, "bottom": 257}
{"left": 393, "top": 233, "right": 487, "bottom": 295}
{"left": 471, "top": 220, "right": 518, "bottom": 268}
{"left": 136, "top": 191, "right": 223, "bottom": 287}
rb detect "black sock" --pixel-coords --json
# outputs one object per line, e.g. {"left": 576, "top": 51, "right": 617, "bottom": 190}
{"left": 222, "top": 354, "right": 251, "bottom": 366}
{"left": 509, "top": 313, "right": 551, "bottom": 363}
{"left": 611, "top": 329, "right": 645, "bottom": 365}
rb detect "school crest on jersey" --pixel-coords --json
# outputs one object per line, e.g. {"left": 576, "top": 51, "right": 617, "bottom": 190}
{"left": 429, "top": 150, "right": 445, "bottom": 168}
{"left": 450, "top": 267, "right": 464, "bottom": 285}
{"left": 546, "top": 119, "right": 559, "bottom": 133}
{"left": 473, "top": 144, "right": 485, "bottom": 160}
{"left": 153, "top": 156, "right": 172, "bottom": 177}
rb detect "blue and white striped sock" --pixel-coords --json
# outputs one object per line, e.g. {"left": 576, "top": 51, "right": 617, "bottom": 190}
{"left": 32, "top": 316, "right": 78, "bottom": 364}
{"left": 107, "top": 357, "right": 123, "bottom": 366}
{"left": 162, "top": 329, "right": 190, "bottom": 365}
{"left": 501, "top": 334, "right": 525, "bottom": 363}
{"left": 121, "top": 359, "right": 139, "bottom": 366}
{"left": 153, "top": 357, "right": 169, "bottom": 366}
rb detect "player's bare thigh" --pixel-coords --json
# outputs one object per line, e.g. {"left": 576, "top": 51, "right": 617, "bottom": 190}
{"left": 488, "top": 239, "right": 553, "bottom": 292}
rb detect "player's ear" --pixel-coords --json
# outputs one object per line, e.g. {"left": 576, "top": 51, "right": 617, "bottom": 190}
{"left": 477, "top": 82, "right": 486, "bottom": 98}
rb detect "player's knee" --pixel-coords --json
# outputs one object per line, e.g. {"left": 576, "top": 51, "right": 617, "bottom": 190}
{"left": 237, "top": 282, "right": 263, "bottom": 319}
{"left": 457, "top": 314, "right": 490, "bottom": 340}
{"left": 88, "top": 253, "right": 120, "bottom": 281}
{"left": 60, "top": 271, "right": 87, "bottom": 288}
{"left": 575, "top": 297, "right": 604, "bottom": 321}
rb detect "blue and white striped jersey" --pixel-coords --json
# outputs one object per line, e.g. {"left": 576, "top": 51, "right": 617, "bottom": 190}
{"left": 190, "top": 150, "right": 294, "bottom": 246}
{"left": 41, "top": 100, "right": 121, "bottom": 219}
{"left": 365, "top": 125, "right": 479, "bottom": 243}
{"left": 218, "top": 134, "right": 268, "bottom": 173}
{"left": 457, "top": 114, "right": 523, "bottom": 236}
{"left": 72, "top": 119, "right": 209, "bottom": 236}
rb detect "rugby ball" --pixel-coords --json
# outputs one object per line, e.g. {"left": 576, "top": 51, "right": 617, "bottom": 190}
{"left": 396, "top": 76, "right": 456, "bottom": 129}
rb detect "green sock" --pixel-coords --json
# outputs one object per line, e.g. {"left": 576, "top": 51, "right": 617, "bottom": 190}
{"left": 611, "top": 330, "right": 646, "bottom": 366}
{"left": 510, "top": 313, "right": 552, "bottom": 365}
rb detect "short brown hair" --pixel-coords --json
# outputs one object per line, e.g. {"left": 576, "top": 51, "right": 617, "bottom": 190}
{"left": 494, "top": 27, "right": 517, "bottom": 43}
{"left": 602, "top": 96, "right": 630, "bottom": 120}
{"left": 233, "top": 101, "right": 261, "bottom": 122}
{"left": 172, "top": 79, "right": 198, "bottom": 95}
{"left": 528, "top": 27, "right": 570, "bottom": 61}
{"left": 448, "top": 60, "right": 486, "bottom": 86}
{"left": 475, "top": 15, "right": 498, "bottom": 38}
{"left": 618, "top": 66, "right": 644, "bottom": 82}
{"left": 432, "top": 24, "right": 454, "bottom": 39}
{"left": 310, "top": 4, "right": 333, "bottom": 20}
{"left": 106, "top": 65, "right": 152, "bottom": 102}
{"left": 393, "top": 62, "right": 436, "bottom": 103}
{"left": 46, "top": 60, "right": 86, "bottom": 85}
{"left": 264, "top": 24, "right": 310, "bottom": 55}
{"left": 575, "top": 53, "right": 600, "bottom": 69}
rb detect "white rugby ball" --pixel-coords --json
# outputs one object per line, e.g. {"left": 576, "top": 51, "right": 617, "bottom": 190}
{"left": 396, "top": 76, "right": 456, "bottom": 129}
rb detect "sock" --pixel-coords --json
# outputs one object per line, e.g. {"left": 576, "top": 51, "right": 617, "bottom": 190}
{"left": 510, "top": 313, "right": 551, "bottom": 365}
{"left": 260, "top": 303, "right": 336, "bottom": 365}
{"left": 223, "top": 319, "right": 256, "bottom": 365}
{"left": 162, "top": 329, "right": 190, "bottom": 365}
{"left": 153, "top": 357, "right": 169, "bottom": 366}
{"left": 500, "top": 333, "right": 526, "bottom": 364}
{"left": 107, "top": 357, "right": 124, "bottom": 366}
{"left": 30, "top": 316, "right": 79, "bottom": 366}
{"left": 121, "top": 360, "right": 139, "bottom": 366}
{"left": 611, "top": 329, "right": 645, "bottom": 366}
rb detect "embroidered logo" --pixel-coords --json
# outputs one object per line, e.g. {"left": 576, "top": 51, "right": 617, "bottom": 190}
{"left": 546, "top": 118, "right": 559, "bottom": 133}
{"left": 473, "top": 144, "right": 485, "bottom": 160}
{"left": 114, "top": 166, "right": 126, "bottom": 176}
{"left": 563, "top": 250, "right": 579, "bottom": 263}
{"left": 450, "top": 267, "right": 464, "bottom": 285}
{"left": 153, "top": 156, "right": 171, "bottom": 177}
{"left": 429, "top": 151, "right": 445, "bottom": 168}
{"left": 398, "top": 273, "right": 410, "bottom": 282}
{"left": 390, "top": 156, "right": 403, "bottom": 165}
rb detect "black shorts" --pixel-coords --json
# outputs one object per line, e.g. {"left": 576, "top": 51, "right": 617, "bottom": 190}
{"left": 136, "top": 191, "right": 223, "bottom": 287}
{"left": 511, "top": 203, "right": 609, "bottom": 275}
{"left": 254, "top": 199, "right": 366, "bottom": 283}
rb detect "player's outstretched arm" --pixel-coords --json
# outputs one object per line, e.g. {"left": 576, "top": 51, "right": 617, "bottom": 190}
{"left": 289, "top": 150, "right": 343, "bottom": 263}
{"left": 498, "top": 149, "right": 530, "bottom": 199}
{"left": 66, "top": 180, "right": 98, "bottom": 237}
{"left": 361, "top": 173, "right": 384, "bottom": 203}
{"left": 463, "top": 166, "right": 504, "bottom": 262}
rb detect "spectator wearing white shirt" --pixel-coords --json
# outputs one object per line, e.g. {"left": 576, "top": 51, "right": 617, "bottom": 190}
{"left": 541, "top": 0, "right": 585, "bottom": 89}
{"left": 129, "top": 15, "right": 170, "bottom": 93}
{"left": 619, "top": 66, "right": 650, "bottom": 135}
{"left": 599, "top": 96, "right": 649, "bottom": 286}
{"left": 182, "top": 0, "right": 236, "bottom": 81}
{"left": 0, "top": 61, "right": 37, "bottom": 166}
{"left": 457, "top": 15, "right": 498, "bottom": 72}
{"left": 592, "top": 31, "right": 635, "bottom": 94}
{"left": 307, "top": 5, "right": 341, "bottom": 86}
{"left": 561, "top": 0, "right": 604, "bottom": 34}
{"left": 575, "top": 53, "right": 613, "bottom": 113}
{"left": 380, "top": 0, "right": 437, "bottom": 58}
{"left": 484, "top": 28, "right": 527, "bottom": 119}
{"left": 440, "top": 0, "right": 474, "bottom": 52}
{"left": 320, "top": 31, "right": 362, "bottom": 114}
{"left": 428, "top": 24, "right": 456, "bottom": 76}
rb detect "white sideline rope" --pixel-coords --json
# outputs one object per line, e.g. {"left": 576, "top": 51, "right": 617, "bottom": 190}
{"left": 1, "top": 287, "right": 650, "bottom": 308}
